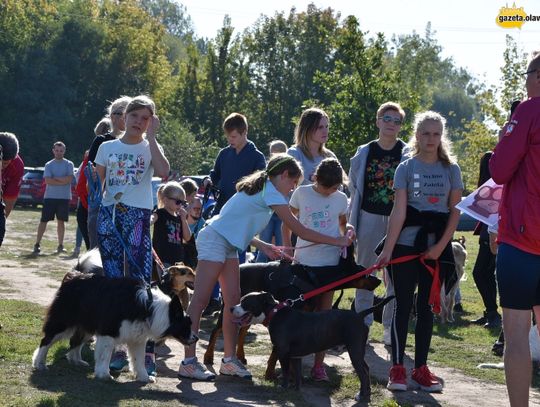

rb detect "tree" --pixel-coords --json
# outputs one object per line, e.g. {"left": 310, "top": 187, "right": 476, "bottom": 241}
{"left": 500, "top": 34, "right": 527, "bottom": 114}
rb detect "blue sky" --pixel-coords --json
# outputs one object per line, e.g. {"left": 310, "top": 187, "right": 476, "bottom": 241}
{"left": 179, "top": 0, "right": 540, "bottom": 87}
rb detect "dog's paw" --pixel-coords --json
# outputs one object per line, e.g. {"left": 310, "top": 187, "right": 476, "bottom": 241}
{"left": 136, "top": 372, "right": 150, "bottom": 383}
{"left": 95, "top": 372, "right": 114, "bottom": 380}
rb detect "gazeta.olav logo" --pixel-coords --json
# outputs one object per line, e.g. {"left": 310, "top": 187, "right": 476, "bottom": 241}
{"left": 496, "top": 3, "right": 540, "bottom": 29}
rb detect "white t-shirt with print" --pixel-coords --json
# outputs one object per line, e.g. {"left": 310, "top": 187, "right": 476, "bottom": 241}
{"left": 290, "top": 184, "right": 348, "bottom": 266}
{"left": 208, "top": 180, "right": 288, "bottom": 250}
{"left": 94, "top": 138, "right": 155, "bottom": 210}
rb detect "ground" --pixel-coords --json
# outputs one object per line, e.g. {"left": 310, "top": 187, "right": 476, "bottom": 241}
{"left": 2, "top": 211, "right": 540, "bottom": 406}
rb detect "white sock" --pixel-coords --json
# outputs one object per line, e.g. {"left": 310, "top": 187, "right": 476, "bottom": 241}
{"left": 183, "top": 357, "right": 196, "bottom": 365}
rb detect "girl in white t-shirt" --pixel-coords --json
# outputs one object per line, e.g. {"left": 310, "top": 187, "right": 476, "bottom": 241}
{"left": 284, "top": 158, "right": 355, "bottom": 381}
{"left": 94, "top": 95, "right": 170, "bottom": 380}
{"left": 178, "top": 153, "right": 354, "bottom": 381}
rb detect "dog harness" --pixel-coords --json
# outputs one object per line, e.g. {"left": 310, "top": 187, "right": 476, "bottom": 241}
{"left": 262, "top": 301, "right": 289, "bottom": 327}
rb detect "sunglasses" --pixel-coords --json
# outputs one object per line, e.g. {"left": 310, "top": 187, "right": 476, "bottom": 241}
{"left": 378, "top": 115, "right": 403, "bottom": 125}
{"left": 168, "top": 197, "right": 188, "bottom": 207}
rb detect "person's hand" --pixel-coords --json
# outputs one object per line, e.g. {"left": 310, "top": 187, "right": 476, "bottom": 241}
{"left": 150, "top": 213, "right": 157, "bottom": 225}
{"left": 423, "top": 244, "right": 444, "bottom": 260}
{"left": 345, "top": 225, "right": 356, "bottom": 242}
{"left": 178, "top": 206, "right": 188, "bottom": 218}
{"left": 489, "top": 232, "right": 498, "bottom": 255}
{"left": 146, "top": 115, "right": 160, "bottom": 139}
{"left": 261, "top": 243, "right": 282, "bottom": 261}
{"left": 336, "top": 235, "right": 353, "bottom": 247}
{"left": 203, "top": 178, "right": 212, "bottom": 188}
{"left": 376, "top": 249, "right": 392, "bottom": 269}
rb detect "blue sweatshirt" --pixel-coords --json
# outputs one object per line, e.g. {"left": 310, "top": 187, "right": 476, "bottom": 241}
{"left": 210, "top": 140, "right": 266, "bottom": 214}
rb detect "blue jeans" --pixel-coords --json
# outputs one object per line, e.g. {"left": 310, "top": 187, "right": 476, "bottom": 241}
{"left": 255, "top": 213, "right": 283, "bottom": 262}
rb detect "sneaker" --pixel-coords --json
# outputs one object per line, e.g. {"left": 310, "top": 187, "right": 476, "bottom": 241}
{"left": 145, "top": 353, "right": 156, "bottom": 378}
{"left": 472, "top": 312, "right": 488, "bottom": 325}
{"left": 32, "top": 243, "right": 40, "bottom": 255}
{"left": 387, "top": 364, "right": 407, "bottom": 391}
{"left": 109, "top": 350, "right": 129, "bottom": 373}
{"left": 219, "top": 357, "right": 252, "bottom": 379}
{"left": 178, "top": 358, "right": 215, "bottom": 381}
{"left": 383, "top": 327, "right": 392, "bottom": 346}
{"left": 453, "top": 303, "right": 464, "bottom": 313}
{"left": 57, "top": 245, "right": 67, "bottom": 254}
{"left": 484, "top": 311, "right": 502, "bottom": 329}
{"left": 411, "top": 365, "right": 443, "bottom": 392}
{"left": 311, "top": 365, "right": 329, "bottom": 382}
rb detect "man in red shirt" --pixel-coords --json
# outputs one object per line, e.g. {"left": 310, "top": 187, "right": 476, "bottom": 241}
{"left": 0, "top": 132, "right": 24, "bottom": 247}
{"left": 489, "top": 51, "right": 540, "bottom": 407}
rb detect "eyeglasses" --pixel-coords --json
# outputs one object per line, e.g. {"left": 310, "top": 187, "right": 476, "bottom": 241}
{"left": 111, "top": 111, "right": 124, "bottom": 116}
{"left": 378, "top": 115, "right": 403, "bottom": 125}
{"left": 168, "top": 197, "right": 188, "bottom": 207}
{"left": 521, "top": 68, "right": 538, "bottom": 76}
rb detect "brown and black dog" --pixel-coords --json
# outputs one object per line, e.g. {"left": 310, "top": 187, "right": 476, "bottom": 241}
{"left": 74, "top": 248, "right": 196, "bottom": 310}
{"left": 232, "top": 291, "right": 393, "bottom": 402}
{"left": 203, "top": 246, "right": 381, "bottom": 379}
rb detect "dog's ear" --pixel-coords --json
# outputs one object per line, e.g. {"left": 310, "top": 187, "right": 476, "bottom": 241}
{"left": 169, "top": 294, "right": 185, "bottom": 318}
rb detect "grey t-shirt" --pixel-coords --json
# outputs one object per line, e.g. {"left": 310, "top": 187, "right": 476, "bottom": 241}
{"left": 43, "top": 158, "right": 74, "bottom": 200}
{"left": 287, "top": 146, "right": 337, "bottom": 185}
{"left": 394, "top": 157, "right": 463, "bottom": 246}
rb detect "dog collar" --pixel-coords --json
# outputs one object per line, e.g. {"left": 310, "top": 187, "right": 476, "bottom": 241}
{"left": 262, "top": 301, "right": 289, "bottom": 327}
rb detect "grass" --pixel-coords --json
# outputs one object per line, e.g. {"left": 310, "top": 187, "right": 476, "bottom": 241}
{"left": 0, "top": 207, "right": 536, "bottom": 405}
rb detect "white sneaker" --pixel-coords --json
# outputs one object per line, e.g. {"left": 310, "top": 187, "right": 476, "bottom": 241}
{"left": 383, "top": 327, "right": 392, "bottom": 346}
{"left": 178, "top": 358, "right": 215, "bottom": 381}
{"left": 219, "top": 358, "right": 252, "bottom": 379}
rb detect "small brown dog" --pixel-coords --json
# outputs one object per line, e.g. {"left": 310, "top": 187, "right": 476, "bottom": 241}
{"left": 440, "top": 236, "right": 467, "bottom": 324}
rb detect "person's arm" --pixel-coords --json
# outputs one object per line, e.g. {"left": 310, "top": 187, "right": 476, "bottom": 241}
{"left": 489, "top": 105, "right": 530, "bottom": 184}
{"left": 273, "top": 204, "right": 352, "bottom": 247}
{"left": 339, "top": 213, "right": 355, "bottom": 240}
{"left": 3, "top": 198, "right": 16, "bottom": 217}
{"left": 209, "top": 151, "right": 222, "bottom": 186}
{"left": 280, "top": 206, "right": 299, "bottom": 257}
{"left": 146, "top": 116, "right": 170, "bottom": 178}
{"left": 376, "top": 188, "right": 407, "bottom": 266}
{"left": 44, "top": 176, "right": 71, "bottom": 185}
{"left": 255, "top": 150, "right": 266, "bottom": 171}
{"left": 423, "top": 188, "right": 463, "bottom": 260}
{"left": 179, "top": 207, "right": 192, "bottom": 242}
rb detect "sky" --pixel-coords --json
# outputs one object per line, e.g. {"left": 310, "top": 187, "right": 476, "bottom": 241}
{"left": 179, "top": 0, "right": 540, "bottom": 88}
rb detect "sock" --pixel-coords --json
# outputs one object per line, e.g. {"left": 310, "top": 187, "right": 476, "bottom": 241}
{"left": 183, "top": 357, "right": 196, "bottom": 365}
{"left": 223, "top": 357, "right": 233, "bottom": 363}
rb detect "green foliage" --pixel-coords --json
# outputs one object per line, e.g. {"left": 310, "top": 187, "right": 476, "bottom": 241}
{"left": 500, "top": 35, "right": 527, "bottom": 112}
{"left": 0, "top": 2, "right": 526, "bottom": 176}
{"left": 454, "top": 119, "right": 498, "bottom": 192}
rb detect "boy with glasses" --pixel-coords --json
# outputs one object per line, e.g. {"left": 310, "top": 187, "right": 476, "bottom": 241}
{"left": 348, "top": 102, "right": 408, "bottom": 344}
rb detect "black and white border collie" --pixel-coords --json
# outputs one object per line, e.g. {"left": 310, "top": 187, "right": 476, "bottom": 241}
{"left": 32, "top": 271, "right": 197, "bottom": 383}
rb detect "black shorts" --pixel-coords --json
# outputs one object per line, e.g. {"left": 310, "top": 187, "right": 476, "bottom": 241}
{"left": 41, "top": 198, "right": 69, "bottom": 222}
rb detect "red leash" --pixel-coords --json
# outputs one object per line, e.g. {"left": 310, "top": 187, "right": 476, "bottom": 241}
{"left": 298, "top": 254, "right": 442, "bottom": 314}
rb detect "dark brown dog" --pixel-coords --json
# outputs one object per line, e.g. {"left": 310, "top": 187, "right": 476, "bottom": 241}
{"left": 203, "top": 246, "right": 381, "bottom": 380}
{"left": 232, "top": 291, "right": 393, "bottom": 402}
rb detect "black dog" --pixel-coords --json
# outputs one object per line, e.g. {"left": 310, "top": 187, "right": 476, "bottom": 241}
{"left": 204, "top": 246, "right": 381, "bottom": 372}
{"left": 232, "top": 291, "right": 394, "bottom": 402}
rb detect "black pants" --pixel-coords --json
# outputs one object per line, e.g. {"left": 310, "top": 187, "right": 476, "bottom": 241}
{"left": 472, "top": 240, "right": 497, "bottom": 313}
{"left": 76, "top": 203, "right": 89, "bottom": 250}
{"left": 389, "top": 244, "right": 434, "bottom": 368}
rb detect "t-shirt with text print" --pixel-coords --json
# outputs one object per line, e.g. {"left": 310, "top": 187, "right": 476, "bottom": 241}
{"left": 289, "top": 184, "right": 348, "bottom": 266}
{"left": 94, "top": 138, "right": 157, "bottom": 210}
{"left": 393, "top": 157, "right": 463, "bottom": 246}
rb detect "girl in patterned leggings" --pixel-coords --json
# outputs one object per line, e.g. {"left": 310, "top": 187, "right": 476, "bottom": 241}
{"left": 94, "top": 95, "right": 170, "bottom": 381}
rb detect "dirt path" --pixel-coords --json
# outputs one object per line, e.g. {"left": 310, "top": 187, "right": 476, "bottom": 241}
{"left": 2, "top": 257, "right": 540, "bottom": 406}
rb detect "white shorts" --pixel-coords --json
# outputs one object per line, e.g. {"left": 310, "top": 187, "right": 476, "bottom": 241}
{"left": 196, "top": 225, "right": 238, "bottom": 263}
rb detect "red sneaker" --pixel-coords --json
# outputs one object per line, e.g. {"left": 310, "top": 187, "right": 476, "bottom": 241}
{"left": 387, "top": 364, "right": 407, "bottom": 391}
{"left": 411, "top": 365, "right": 443, "bottom": 392}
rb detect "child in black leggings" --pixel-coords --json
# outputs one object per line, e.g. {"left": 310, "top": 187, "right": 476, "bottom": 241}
{"left": 377, "top": 111, "right": 463, "bottom": 393}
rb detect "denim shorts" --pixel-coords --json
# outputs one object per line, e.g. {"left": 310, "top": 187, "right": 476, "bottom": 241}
{"left": 196, "top": 225, "right": 238, "bottom": 263}
{"left": 497, "top": 243, "right": 540, "bottom": 310}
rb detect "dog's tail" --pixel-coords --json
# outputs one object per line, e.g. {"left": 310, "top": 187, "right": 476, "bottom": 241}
{"left": 357, "top": 295, "right": 395, "bottom": 319}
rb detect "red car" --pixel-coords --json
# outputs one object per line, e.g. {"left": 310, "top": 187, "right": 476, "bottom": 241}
{"left": 17, "top": 167, "right": 78, "bottom": 209}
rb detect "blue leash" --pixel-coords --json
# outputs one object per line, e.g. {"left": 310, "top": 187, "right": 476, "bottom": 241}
{"left": 85, "top": 161, "right": 102, "bottom": 209}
